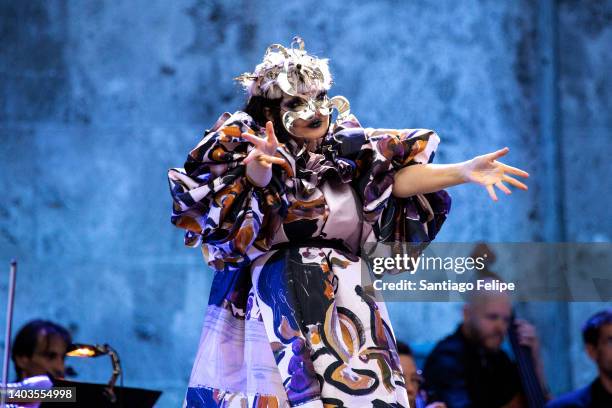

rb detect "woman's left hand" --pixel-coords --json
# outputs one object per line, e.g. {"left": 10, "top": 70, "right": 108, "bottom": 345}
{"left": 461, "top": 147, "right": 529, "bottom": 201}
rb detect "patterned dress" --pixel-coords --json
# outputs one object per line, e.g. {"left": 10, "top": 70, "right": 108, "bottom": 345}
{"left": 167, "top": 111, "right": 451, "bottom": 408}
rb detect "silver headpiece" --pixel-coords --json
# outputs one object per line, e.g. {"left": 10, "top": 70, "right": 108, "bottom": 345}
{"left": 235, "top": 37, "right": 350, "bottom": 135}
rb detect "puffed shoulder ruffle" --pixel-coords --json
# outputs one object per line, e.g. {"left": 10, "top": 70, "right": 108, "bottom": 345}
{"left": 168, "top": 111, "right": 289, "bottom": 272}
{"left": 321, "top": 115, "right": 452, "bottom": 243}
{"left": 168, "top": 110, "right": 452, "bottom": 275}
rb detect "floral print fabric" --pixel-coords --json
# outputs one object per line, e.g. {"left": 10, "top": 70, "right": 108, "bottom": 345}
{"left": 168, "top": 111, "right": 451, "bottom": 407}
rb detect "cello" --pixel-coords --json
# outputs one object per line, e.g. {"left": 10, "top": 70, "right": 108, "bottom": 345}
{"left": 469, "top": 244, "right": 549, "bottom": 408}
{"left": 501, "top": 312, "right": 548, "bottom": 408}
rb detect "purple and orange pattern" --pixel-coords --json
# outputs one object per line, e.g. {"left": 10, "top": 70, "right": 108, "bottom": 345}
{"left": 168, "top": 111, "right": 451, "bottom": 407}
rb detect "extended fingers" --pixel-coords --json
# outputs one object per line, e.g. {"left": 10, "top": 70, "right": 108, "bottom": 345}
{"left": 495, "top": 181, "right": 512, "bottom": 195}
{"left": 502, "top": 174, "right": 528, "bottom": 190}
{"left": 486, "top": 184, "right": 498, "bottom": 201}
{"left": 265, "top": 121, "right": 279, "bottom": 148}
{"left": 485, "top": 147, "right": 510, "bottom": 161}
{"left": 499, "top": 162, "right": 529, "bottom": 178}
{"left": 486, "top": 178, "right": 524, "bottom": 201}
{"left": 241, "top": 132, "right": 267, "bottom": 150}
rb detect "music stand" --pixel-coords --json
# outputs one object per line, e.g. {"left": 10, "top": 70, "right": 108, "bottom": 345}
{"left": 40, "top": 378, "right": 161, "bottom": 408}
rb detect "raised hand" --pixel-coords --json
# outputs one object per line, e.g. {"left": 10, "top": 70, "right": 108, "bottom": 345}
{"left": 515, "top": 318, "right": 540, "bottom": 353}
{"left": 241, "top": 121, "right": 285, "bottom": 168}
{"left": 461, "top": 147, "right": 529, "bottom": 201}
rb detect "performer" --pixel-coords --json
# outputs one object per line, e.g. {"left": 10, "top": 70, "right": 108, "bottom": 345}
{"left": 6, "top": 320, "right": 71, "bottom": 408}
{"left": 546, "top": 309, "right": 612, "bottom": 408}
{"left": 168, "top": 37, "right": 529, "bottom": 407}
{"left": 423, "top": 283, "right": 549, "bottom": 408}
{"left": 11, "top": 319, "right": 71, "bottom": 382}
{"left": 397, "top": 341, "right": 446, "bottom": 408}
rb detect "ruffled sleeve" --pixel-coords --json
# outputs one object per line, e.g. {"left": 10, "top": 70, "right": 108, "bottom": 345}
{"left": 325, "top": 115, "right": 452, "bottom": 244}
{"left": 167, "top": 111, "right": 288, "bottom": 272}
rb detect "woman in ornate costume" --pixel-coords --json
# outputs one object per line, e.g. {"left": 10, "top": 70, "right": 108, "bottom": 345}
{"left": 167, "top": 37, "right": 529, "bottom": 408}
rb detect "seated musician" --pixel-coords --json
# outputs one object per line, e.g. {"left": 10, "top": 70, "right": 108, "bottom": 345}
{"left": 423, "top": 279, "right": 550, "bottom": 407}
{"left": 546, "top": 309, "right": 612, "bottom": 408}
{"left": 11, "top": 319, "right": 72, "bottom": 382}
{"left": 397, "top": 341, "right": 447, "bottom": 408}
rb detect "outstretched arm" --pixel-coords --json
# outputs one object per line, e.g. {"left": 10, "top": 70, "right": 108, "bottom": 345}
{"left": 392, "top": 147, "right": 529, "bottom": 201}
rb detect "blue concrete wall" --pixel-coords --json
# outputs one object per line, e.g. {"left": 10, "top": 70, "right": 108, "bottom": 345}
{"left": 558, "top": 0, "right": 612, "bottom": 390}
{"left": 1, "top": 0, "right": 610, "bottom": 405}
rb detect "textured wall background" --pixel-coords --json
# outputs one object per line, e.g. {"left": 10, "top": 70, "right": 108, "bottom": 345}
{"left": 1, "top": 0, "right": 611, "bottom": 406}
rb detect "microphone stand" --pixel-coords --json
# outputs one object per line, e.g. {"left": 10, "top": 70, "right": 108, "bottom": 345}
{"left": 1, "top": 260, "right": 17, "bottom": 408}
{"left": 98, "top": 344, "right": 121, "bottom": 404}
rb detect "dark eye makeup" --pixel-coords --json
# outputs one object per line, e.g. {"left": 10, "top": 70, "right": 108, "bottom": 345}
{"left": 283, "top": 92, "right": 327, "bottom": 110}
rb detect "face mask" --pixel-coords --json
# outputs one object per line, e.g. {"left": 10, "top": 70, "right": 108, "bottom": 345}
{"left": 281, "top": 94, "right": 351, "bottom": 136}
{"left": 236, "top": 37, "right": 352, "bottom": 136}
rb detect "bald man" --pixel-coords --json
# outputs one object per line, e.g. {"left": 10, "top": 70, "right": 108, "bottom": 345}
{"left": 423, "top": 283, "right": 549, "bottom": 408}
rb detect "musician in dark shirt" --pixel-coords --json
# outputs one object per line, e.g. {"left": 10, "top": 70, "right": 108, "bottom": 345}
{"left": 423, "top": 286, "right": 549, "bottom": 408}
{"left": 11, "top": 319, "right": 72, "bottom": 381}
{"left": 546, "top": 309, "right": 612, "bottom": 408}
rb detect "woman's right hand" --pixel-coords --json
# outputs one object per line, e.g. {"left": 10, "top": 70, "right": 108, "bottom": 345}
{"left": 241, "top": 121, "right": 284, "bottom": 168}
{"left": 241, "top": 121, "right": 284, "bottom": 187}
{"left": 460, "top": 147, "right": 529, "bottom": 201}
